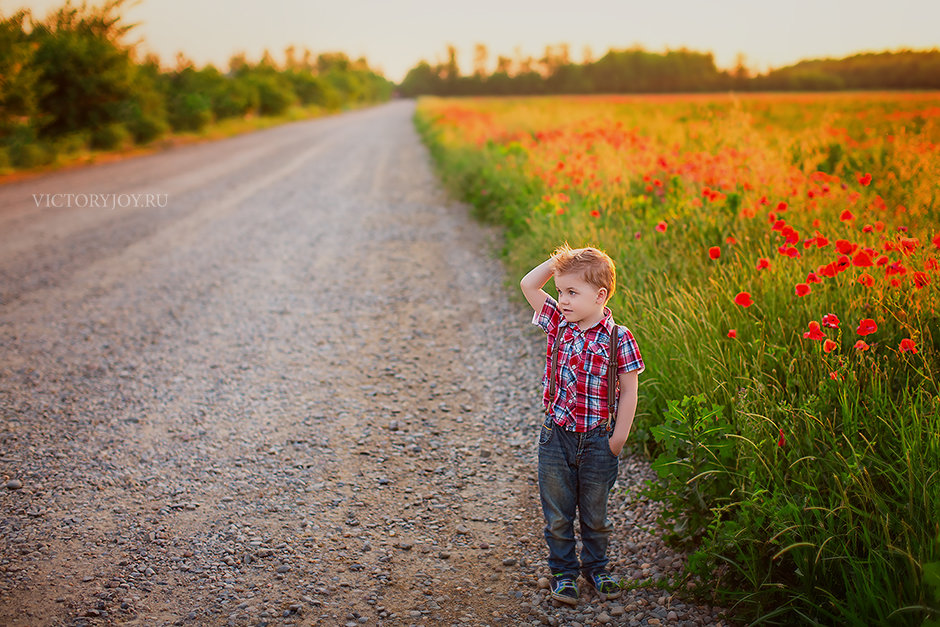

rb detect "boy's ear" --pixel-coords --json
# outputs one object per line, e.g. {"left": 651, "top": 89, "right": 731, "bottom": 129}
{"left": 596, "top": 287, "right": 608, "bottom": 304}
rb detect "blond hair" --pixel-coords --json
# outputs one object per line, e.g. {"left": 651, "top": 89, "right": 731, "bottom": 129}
{"left": 551, "top": 244, "right": 616, "bottom": 301}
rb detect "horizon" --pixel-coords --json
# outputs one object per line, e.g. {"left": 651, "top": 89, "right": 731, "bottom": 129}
{"left": 11, "top": 0, "right": 940, "bottom": 82}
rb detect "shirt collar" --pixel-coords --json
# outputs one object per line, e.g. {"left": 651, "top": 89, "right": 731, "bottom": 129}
{"left": 558, "top": 306, "right": 615, "bottom": 335}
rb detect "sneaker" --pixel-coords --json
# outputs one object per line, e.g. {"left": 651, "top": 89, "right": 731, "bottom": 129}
{"left": 549, "top": 574, "right": 579, "bottom": 605}
{"left": 587, "top": 570, "right": 622, "bottom": 600}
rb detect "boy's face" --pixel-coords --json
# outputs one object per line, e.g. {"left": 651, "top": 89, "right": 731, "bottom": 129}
{"left": 553, "top": 272, "right": 607, "bottom": 329}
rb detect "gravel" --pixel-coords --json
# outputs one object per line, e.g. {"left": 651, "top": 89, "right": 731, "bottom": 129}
{"left": 0, "top": 101, "right": 734, "bottom": 626}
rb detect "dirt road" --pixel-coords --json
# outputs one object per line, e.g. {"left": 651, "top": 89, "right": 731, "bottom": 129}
{"left": 0, "top": 102, "right": 729, "bottom": 626}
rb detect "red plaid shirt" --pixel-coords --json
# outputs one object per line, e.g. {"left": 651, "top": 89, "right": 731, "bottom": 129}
{"left": 533, "top": 296, "right": 645, "bottom": 432}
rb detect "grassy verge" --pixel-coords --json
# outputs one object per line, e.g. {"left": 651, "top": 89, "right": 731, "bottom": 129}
{"left": 414, "top": 94, "right": 940, "bottom": 626}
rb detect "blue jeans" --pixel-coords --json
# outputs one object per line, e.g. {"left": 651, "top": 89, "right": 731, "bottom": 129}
{"left": 538, "top": 416, "right": 620, "bottom": 579}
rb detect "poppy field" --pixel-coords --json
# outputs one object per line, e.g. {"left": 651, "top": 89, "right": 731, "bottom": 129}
{"left": 415, "top": 93, "right": 940, "bottom": 625}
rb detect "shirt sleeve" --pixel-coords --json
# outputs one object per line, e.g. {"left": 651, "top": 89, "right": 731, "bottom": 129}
{"left": 532, "top": 294, "right": 562, "bottom": 335}
{"left": 617, "top": 326, "right": 645, "bottom": 376}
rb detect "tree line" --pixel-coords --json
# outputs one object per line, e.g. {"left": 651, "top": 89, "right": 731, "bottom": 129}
{"left": 0, "top": 0, "right": 393, "bottom": 170}
{"left": 399, "top": 44, "right": 940, "bottom": 96}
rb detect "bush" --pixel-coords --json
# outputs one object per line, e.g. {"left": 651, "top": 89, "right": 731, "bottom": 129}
{"left": 168, "top": 92, "right": 212, "bottom": 132}
{"left": 245, "top": 74, "right": 295, "bottom": 116}
{"left": 90, "top": 122, "right": 131, "bottom": 150}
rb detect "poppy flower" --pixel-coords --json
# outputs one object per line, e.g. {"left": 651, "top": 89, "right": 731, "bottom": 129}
{"left": 807, "top": 272, "right": 822, "bottom": 284}
{"left": 726, "top": 236, "right": 737, "bottom": 245}
{"left": 803, "top": 321, "right": 826, "bottom": 341}
{"left": 734, "top": 292, "right": 753, "bottom": 307}
{"left": 727, "top": 329, "right": 737, "bottom": 338}
{"left": 795, "top": 283, "right": 811, "bottom": 297}
{"left": 756, "top": 258, "right": 771, "bottom": 271}
{"left": 816, "top": 235, "right": 829, "bottom": 248}
{"left": 925, "top": 258, "right": 938, "bottom": 272}
{"left": 836, "top": 240, "right": 857, "bottom": 255}
{"left": 829, "top": 371, "right": 840, "bottom": 380}
{"left": 933, "top": 232, "right": 940, "bottom": 250}
{"left": 655, "top": 221, "right": 667, "bottom": 233}
{"left": 777, "top": 202, "right": 788, "bottom": 212}
{"left": 590, "top": 210, "right": 601, "bottom": 218}
{"left": 852, "top": 250, "right": 874, "bottom": 267}
{"left": 913, "top": 272, "right": 931, "bottom": 290}
{"left": 856, "top": 318, "right": 878, "bottom": 336}
{"left": 857, "top": 273, "right": 875, "bottom": 287}
{"left": 854, "top": 340, "right": 870, "bottom": 351}
{"left": 899, "top": 338, "right": 917, "bottom": 354}
{"left": 863, "top": 224, "right": 874, "bottom": 233}
{"left": 709, "top": 246, "right": 721, "bottom": 260}
{"left": 823, "top": 339, "right": 838, "bottom": 353}
{"left": 822, "top": 314, "right": 840, "bottom": 329}
{"left": 777, "top": 429, "right": 786, "bottom": 447}
{"left": 858, "top": 173, "right": 872, "bottom": 186}
{"left": 840, "top": 210, "right": 855, "bottom": 222}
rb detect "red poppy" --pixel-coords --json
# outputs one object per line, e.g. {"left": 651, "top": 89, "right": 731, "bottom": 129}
{"left": 840, "top": 210, "right": 855, "bottom": 222}
{"left": 727, "top": 329, "right": 737, "bottom": 338}
{"left": 726, "top": 236, "right": 737, "bottom": 245}
{"left": 823, "top": 339, "right": 838, "bottom": 353}
{"left": 655, "top": 221, "right": 667, "bottom": 233}
{"left": 795, "top": 283, "right": 811, "bottom": 297}
{"left": 900, "top": 338, "right": 918, "bottom": 354}
{"left": 816, "top": 235, "right": 830, "bottom": 248}
{"left": 863, "top": 224, "right": 874, "bottom": 233}
{"left": 852, "top": 250, "right": 874, "bottom": 267}
{"left": 590, "top": 210, "right": 601, "bottom": 218}
{"left": 822, "top": 314, "right": 840, "bottom": 329}
{"left": 777, "top": 429, "right": 786, "bottom": 447}
{"left": 836, "top": 239, "right": 857, "bottom": 255}
{"left": 913, "top": 272, "right": 931, "bottom": 290}
{"left": 858, "top": 173, "right": 872, "bottom": 186}
{"left": 756, "top": 258, "right": 771, "bottom": 271}
{"left": 926, "top": 258, "right": 938, "bottom": 272}
{"left": 803, "top": 321, "right": 826, "bottom": 341}
{"left": 709, "top": 246, "right": 721, "bottom": 260}
{"left": 854, "top": 340, "right": 870, "bottom": 351}
{"left": 835, "top": 256, "right": 851, "bottom": 272}
{"left": 829, "top": 371, "right": 840, "bottom": 380}
{"left": 807, "top": 272, "right": 822, "bottom": 284}
{"left": 735, "top": 292, "right": 753, "bottom": 307}
{"left": 777, "top": 201, "right": 788, "bottom": 212}
{"left": 819, "top": 263, "right": 837, "bottom": 278}
{"left": 856, "top": 318, "right": 878, "bottom": 336}
{"left": 899, "top": 237, "right": 919, "bottom": 255}
{"left": 857, "top": 273, "right": 875, "bottom": 287}
{"left": 933, "top": 232, "right": 940, "bottom": 250}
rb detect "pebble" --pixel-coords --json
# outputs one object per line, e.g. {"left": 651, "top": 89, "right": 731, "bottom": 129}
{"left": 4, "top": 479, "right": 22, "bottom": 490}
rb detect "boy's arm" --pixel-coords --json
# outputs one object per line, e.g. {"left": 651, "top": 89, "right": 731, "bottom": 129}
{"left": 520, "top": 257, "right": 554, "bottom": 312}
{"left": 608, "top": 370, "right": 639, "bottom": 456}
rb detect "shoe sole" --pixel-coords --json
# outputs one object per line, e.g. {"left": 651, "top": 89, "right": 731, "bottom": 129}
{"left": 590, "top": 585, "right": 622, "bottom": 601}
{"left": 550, "top": 591, "right": 579, "bottom": 605}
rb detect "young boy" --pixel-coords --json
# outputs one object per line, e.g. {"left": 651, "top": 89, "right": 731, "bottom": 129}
{"left": 520, "top": 244, "right": 644, "bottom": 605}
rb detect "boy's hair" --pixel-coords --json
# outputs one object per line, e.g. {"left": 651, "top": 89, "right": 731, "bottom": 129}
{"left": 551, "top": 244, "right": 616, "bottom": 301}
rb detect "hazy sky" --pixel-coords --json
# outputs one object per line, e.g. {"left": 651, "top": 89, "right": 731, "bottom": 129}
{"left": 13, "top": 0, "right": 940, "bottom": 81}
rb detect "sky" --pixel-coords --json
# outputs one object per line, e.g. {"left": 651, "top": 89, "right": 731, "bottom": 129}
{"left": 12, "top": 0, "right": 940, "bottom": 82}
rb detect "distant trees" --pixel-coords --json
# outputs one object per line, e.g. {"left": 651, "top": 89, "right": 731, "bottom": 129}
{"left": 399, "top": 45, "right": 940, "bottom": 97}
{"left": 0, "top": 0, "right": 393, "bottom": 170}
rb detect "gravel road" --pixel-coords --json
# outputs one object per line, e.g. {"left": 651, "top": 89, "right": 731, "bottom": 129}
{"left": 0, "top": 101, "right": 732, "bottom": 626}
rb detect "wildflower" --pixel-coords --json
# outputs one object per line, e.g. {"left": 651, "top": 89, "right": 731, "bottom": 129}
{"left": 840, "top": 210, "right": 855, "bottom": 222}
{"left": 933, "top": 232, "right": 940, "bottom": 250}
{"left": 590, "top": 210, "right": 601, "bottom": 218}
{"left": 634, "top": 232, "right": 642, "bottom": 240}
{"left": 856, "top": 318, "right": 878, "bottom": 336}
{"left": 727, "top": 329, "right": 737, "bottom": 338}
{"left": 822, "top": 314, "right": 840, "bottom": 329}
{"left": 858, "top": 173, "right": 872, "bottom": 186}
{"left": 900, "top": 338, "right": 918, "bottom": 354}
{"left": 807, "top": 272, "right": 822, "bottom": 284}
{"left": 734, "top": 292, "right": 754, "bottom": 307}
{"left": 823, "top": 339, "right": 838, "bottom": 353}
{"left": 726, "top": 236, "right": 738, "bottom": 245}
{"left": 857, "top": 273, "right": 875, "bottom": 287}
{"left": 655, "top": 221, "right": 667, "bottom": 233}
{"left": 777, "top": 202, "right": 788, "bottom": 212}
{"left": 756, "top": 258, "right": 771, "bottom": 271}
{"left": 795, "top": 283, "right": 811, "bottom": 297}
{"left": 836, "top": 240, "right": 857, "bottom": 255}
{"left": 803, "top": 321, "right": 826, "bottom": 341}
{"left": 854, "top": 340, "right": 870, "bottom": 351}
{"left": 863, "top": 224, "right": 873, "bottom": 233}
{"left": 709, "top": 246, "right": 721, "bottom": 260}
{"left": 777, "top": 429, "right": 786, "bottom": 447}
{"left": 852, "top": 250, "right": 874, "bottom": 267}
{"left": 913, "top": 272, "right": 930, "bottom": 290}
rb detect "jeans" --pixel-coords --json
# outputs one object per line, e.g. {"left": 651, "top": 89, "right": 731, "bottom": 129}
{"left": 538, "top": 416, "right": 620, "bottom": 579}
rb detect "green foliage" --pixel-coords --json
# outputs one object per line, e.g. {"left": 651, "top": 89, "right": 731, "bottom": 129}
{"left": 415, "top": 95, "right": 940, "bottom": 626}
{"left": 0, "top": 1, "right": 393, "bottom": 172}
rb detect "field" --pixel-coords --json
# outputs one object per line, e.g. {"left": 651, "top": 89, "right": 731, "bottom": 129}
{"left": 415, "top": 93, "right": 940, "bottom": 625}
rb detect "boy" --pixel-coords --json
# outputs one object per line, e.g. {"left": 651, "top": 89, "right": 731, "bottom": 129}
{"left": 520, "top": 244, "right": 644, "bottom": 605}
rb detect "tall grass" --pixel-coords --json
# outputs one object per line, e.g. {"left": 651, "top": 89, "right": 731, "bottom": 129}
{"left": 415, "top": 93, "right": 940, "bottom": 625}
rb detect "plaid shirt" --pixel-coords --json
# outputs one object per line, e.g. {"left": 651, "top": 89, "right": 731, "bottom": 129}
{"left": 533, "top": 295, "right": 645, "bottom": 432}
